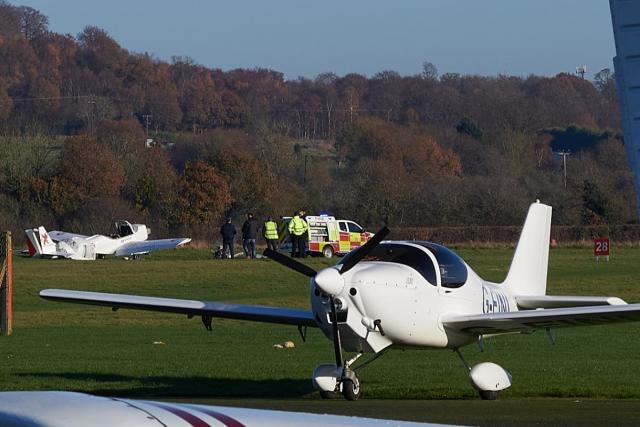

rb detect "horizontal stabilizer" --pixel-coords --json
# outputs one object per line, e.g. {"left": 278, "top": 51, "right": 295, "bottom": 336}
{"left": 442, "top": 303, "right": 640, "bottom": 335}
{"left": 48, "top": 230, "right": 89, "bottom": 241}
{"left": 516, "top": 295, "right": 627, "bottom": 310}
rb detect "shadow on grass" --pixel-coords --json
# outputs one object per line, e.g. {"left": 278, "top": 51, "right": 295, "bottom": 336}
{"left": 17, "top": 372, "right": 313, "bottom": 398}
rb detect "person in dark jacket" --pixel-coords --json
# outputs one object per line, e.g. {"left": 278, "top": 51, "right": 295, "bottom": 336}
{"left": 241, "top": 212, "right": 259, "bottom": 259}
{"left": 220, "top": 217, "right": 236, "bottom": 259}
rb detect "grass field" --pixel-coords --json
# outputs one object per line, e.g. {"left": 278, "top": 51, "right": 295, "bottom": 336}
{"left": 1, "top": 247, "right": 640, "bottom": 423}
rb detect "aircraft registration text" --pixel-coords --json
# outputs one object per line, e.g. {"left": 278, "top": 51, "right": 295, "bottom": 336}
{"left": 482, "top": 286, "right": 510, "bottom": 314}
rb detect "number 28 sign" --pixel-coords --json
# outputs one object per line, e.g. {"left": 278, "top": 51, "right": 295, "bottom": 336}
{"left": 594, "top": 237, "right": 610, "bottom": 258}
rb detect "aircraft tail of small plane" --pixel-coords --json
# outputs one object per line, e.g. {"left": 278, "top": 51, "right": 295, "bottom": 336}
{"left": 24, "top": 228, "right": 39, "bottom": 256}
{"left": 24, "top": 226, "right": 57, "bottom": 257}
{"left": 37, "top": 226, "right": 57, "bottom": 255}
{"left": 502, "top": 201, "right": 552, "bottom": 296}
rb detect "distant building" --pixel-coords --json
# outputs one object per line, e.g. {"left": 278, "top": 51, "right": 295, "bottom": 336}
{"left": 610, "top": 0, "right": 640, "bottom": 218}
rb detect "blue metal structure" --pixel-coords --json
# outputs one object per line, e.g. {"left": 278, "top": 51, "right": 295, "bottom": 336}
{"left": 610, "top": 0, "right": 640, "bottom": 218}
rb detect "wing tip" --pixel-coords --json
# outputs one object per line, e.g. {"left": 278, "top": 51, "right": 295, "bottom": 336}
{"left": 39, "top": 288, "right": 60, "bottom": 298}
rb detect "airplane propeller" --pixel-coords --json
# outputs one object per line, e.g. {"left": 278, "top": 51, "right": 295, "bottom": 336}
{"left": 263, "top": 226, "right": 391, "bottom": 371}
{"left": 339, "top": 226, "right": 390, "bottom": 274}
{"left": 262, "top": 249, "right": 317, "bottom": 278}
{"left": 263, "top": 226, "right": 390, "bottom": 297}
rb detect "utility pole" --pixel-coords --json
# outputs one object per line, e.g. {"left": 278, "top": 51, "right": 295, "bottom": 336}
{"left": 142, "top": 114, "right": 152, "bottom": 138}
{"left": 1, "top": 231, "right": 12, "bottom": 336}
{"left": 303, "top": 155, "right": 309, "bottom": 184}
{"left": 556, "top": 150, "right": 571, "bottom": 188}
{"left": 88, "top": 96, "right": 97, "bottom": 136}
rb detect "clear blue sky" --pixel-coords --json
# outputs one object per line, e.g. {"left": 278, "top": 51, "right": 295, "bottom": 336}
{"left": 12, "top": 0, "right": 615, "bottom": 80}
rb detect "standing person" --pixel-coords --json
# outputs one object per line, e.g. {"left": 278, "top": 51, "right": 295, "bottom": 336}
{"left": 299, "top": 210, "right": 309, "bottom": 258}
{"left": 263, "top": 216, "right": 279, "bottom": 252}
{"left": 288, "top": 210, "right": 308, "bottom": 258}
{"left": 278, "top": 215, "right": 287, "bottom": 248}
{"left": 241, "top": 212, "right": 259, "bottom": 259}
{"left": 220, "top": 217, "right": 236, "bottom": 259}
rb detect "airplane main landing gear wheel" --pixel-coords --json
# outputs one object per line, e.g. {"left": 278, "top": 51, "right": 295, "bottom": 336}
{"left": 479, "top": 390, "right": 499, "bottom": 400}
{"left": 319, "top": 390, "right": 338, "bottom": 399}
{"left": 342, "top": 377, "right": 361, "bottom": 401}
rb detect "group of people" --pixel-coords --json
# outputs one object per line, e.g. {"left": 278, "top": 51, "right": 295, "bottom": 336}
{"left": 218, "top": 210, "right": 309, "bottom": 259}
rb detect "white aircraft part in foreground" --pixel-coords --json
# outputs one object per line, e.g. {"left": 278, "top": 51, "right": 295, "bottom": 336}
{"left": 0, "top": 391, "right": 444, "bottom": 427}
{"left": 40, "top": 202, "right": 640, "bottom": 400}
{"left": 25, "top": 220, "right": 191, "bottom": 260}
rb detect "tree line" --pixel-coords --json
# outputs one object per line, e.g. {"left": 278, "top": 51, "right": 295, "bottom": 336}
{"left": 0, "top": 2, "right": 635, "bottom": 243}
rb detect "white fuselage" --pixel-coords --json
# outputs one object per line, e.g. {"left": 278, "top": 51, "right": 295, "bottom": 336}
{"left": 85, "top": 226, "right": 149, "bottom": 255}
{"left": 47, "top": 222, "right": 150, "bottom": 260}
{"left": 310, "top": 241, "right": 517, "bottom": 353}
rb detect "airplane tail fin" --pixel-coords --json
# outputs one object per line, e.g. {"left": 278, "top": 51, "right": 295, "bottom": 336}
{"left": 35, "top": 226, "right": 57, "bottom": 255}
{"left": 24, "top": 228, "right": 41, "bottom": 256}
{"left": 502, "top": 201, "right": 552, "bottom": 296}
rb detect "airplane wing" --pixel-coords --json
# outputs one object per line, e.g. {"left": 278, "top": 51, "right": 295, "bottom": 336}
{"left": 0, "top": 391, "right": 439, "bottom": 427}
{"left": 40, "top": 289, "right": 317, "bottom": 327}
{"left": 48, "top": 230, "right": 88, "bottom": 241}
{"left": 115, "top": 238, "right": 191, "bottom": 256}
{"left": 442, "top": 303, "right": 640, "bottom": 335}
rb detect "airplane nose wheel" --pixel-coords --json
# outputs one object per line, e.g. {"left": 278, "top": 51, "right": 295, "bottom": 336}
{"left": 342, "top": 375, "right": 361, "bottom": 401}
{"left": 330, "top": 297, "right": 365, "bottom": 401}
{"left": 265, "top": 227, "right": 391, "bottom": 402}
{"left": 313, "top": 366, "right": 362, "bottom": 400}
{"left": 314, "top": 297, "right": 364, "bottom": 401}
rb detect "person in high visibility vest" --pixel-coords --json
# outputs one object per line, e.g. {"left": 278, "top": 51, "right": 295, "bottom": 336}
{"left": 288, "top": 210, "right": 308, "bottom": 258}
{"left": 263, "top": 216, "right": 279, "bottom": 251}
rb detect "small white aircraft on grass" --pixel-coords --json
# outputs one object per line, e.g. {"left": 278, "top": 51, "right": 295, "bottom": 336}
{"left": 25, "top": 220, "right": 191, "bottom": 260}
{"left": 40, "top": 202, "right": 640, "bottom": 400}
{"left": 0, "top": 391, "right": 442, "bottom": 426}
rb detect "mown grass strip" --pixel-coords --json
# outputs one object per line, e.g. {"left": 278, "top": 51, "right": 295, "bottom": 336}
{"left": 1, "top": 247, "right": 639, "bottom": 399}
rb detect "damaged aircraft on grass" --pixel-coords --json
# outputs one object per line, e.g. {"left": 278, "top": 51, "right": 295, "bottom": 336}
{"left": 25, "top": 220, "right": 191, "bottom": 260}
{"left": 40, "top": 202, "right": 640, "bottom": 400}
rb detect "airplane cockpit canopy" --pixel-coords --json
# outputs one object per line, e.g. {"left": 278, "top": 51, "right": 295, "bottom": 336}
{"left": 338, "top": 241, "right": 468, "bottom": 288}
{"left": 338, "top": 243, "right": 438, "bottom": 286}
{"left": 414, "top": 242, "right": 468, "bottom": 288}
{"left": 115, "top": 221, "right": 137, "bottom": 237}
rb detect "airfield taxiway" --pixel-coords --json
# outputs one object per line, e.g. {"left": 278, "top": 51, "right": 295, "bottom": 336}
{"left": 181, "top": 398, "right": 640, "bottom": 426}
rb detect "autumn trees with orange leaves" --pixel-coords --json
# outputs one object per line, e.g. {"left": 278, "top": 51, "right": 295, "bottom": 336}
{"left": 0, "top": 1, "right": 635, "bottom": 243}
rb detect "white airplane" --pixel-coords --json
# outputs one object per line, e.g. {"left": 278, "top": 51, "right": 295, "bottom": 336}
{"left": 0, "top": 391, "right": 444, "bottom": 426}
{"left": 39, "top": 202, "right": 640, "bottom": 400}
{"left": 25, "top": 221, "right": 191, "bottom": 260}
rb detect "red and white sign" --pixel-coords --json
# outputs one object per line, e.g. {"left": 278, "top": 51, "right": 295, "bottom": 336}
{"left": 594, "top": 237, "right": 610, "bottom": 257}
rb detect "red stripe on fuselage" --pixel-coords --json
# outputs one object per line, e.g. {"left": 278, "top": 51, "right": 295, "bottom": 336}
{"left": 188, "top": 406, "right": 246, "bottom": 427}
{"left": 148, "top": 402, "right": 211, "bottom": 427}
